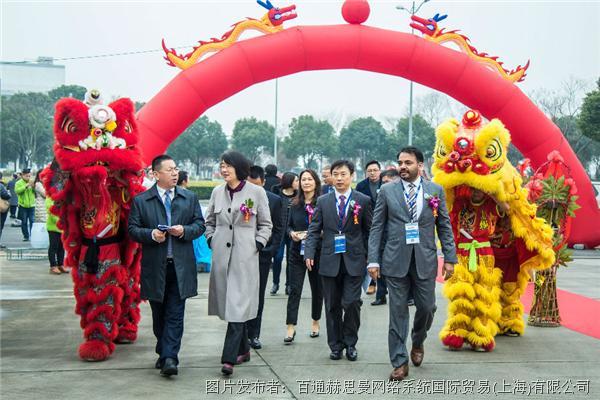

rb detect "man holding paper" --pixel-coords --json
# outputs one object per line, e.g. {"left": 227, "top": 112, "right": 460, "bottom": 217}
{"left": 129, "top": 154, "right": 205, "bottom": 377}
{"left": 367, "top": 147, "right": 457, "bottom": 381}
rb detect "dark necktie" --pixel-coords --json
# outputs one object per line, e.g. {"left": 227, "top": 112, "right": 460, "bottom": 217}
{"left": 164, "top": 190, "right": 173, "bottom": 257}
{"left": 338, "top": 194, "right": 346, "bottom": 228}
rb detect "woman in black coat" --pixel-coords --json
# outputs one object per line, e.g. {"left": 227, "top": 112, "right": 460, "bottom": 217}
{"left": 270, "top": 172, "right": 298, "bottom": 295}
{"left": 283, "top": 169, "right": 324, "bottom": 343}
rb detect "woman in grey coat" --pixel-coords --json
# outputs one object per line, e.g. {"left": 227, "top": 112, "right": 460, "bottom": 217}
{"left": 205, "top": 151, "right": 272, "bottom": 376}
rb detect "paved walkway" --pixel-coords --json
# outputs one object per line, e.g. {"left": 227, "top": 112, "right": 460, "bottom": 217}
{"left": 1, "top": 222, "right": 599, "bottom": 399}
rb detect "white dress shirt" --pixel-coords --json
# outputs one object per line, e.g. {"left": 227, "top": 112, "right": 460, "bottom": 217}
{"left": 334, "top": 188, "right": 353, "bottom": 218}
{"left": 152, "top": 185, "right": 176, "bottom": 242}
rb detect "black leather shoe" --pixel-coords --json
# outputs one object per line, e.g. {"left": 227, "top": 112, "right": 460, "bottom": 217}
{"left": 160, "top": 357, "right": 178, "bottom": 376}
{"left": 371, "top": 298, "right": 387, "bottom": 306}
{"left": 346, "top": 346, "right": 358, "bottom": 361}
{"left": 407, "top": 298, "right": 415, "bottom": 306}
{"left": 329, "top": 350, "right": 343, "bottom": 360}
{"left": 270, "top": 284, "right": 279, "bottom": 295}
{"left": 155, "top": 358, "right": 163, "bottom": 369}
{"left": 249, "top": 337, "right": 262, "bottom": 349}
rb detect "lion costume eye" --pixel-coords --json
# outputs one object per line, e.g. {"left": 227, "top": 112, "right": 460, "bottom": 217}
{"left": 61, "top": 117, "right": 78, "bottom": 134}
{"left": 486, "top": 139, "right": 502, "bottom": 162}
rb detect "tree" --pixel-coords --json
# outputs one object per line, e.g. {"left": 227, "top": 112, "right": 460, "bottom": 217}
{"left": 282, "top": 115, "right": 337, "bottom": 168}
{"left": 415, "top": 92, "right": 452, "bottom": 127}
{"left": 1, "top": 92, "right": 54, "bottom": 168}
{"left": 339, "top": 117, "right": 389, "bottom": 175}
{"left": 48, "top": 84, "right": 87, "bottom": 103}
{"left": 168, "top": 116, "right": 228, "bottom": 178}
{"left": 578, "top": 78, "right": 600, "bottom": 142}
{"left": 231, "top": 117, "right": 274, "bottom": 163}
{"left": 389, "top": 114, "right": 436, "bottom": 162}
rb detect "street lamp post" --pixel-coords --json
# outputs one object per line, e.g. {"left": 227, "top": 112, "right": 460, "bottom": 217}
{"left": 274, "top": 78, "right": 279, "bottom": 166}
{"left": 397, "top": 0, "right": 430, "bottom": 146}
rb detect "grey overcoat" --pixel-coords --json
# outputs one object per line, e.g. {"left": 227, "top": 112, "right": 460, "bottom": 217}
{"left": 205, "top": 182, "right": 272, "bottom": 322}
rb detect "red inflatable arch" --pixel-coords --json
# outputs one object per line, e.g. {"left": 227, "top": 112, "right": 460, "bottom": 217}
{"left": 137, "top": 6, "right": 599, "bottom": 248}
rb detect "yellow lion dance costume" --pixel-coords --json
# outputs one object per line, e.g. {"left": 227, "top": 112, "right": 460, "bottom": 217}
{"left": 433, "top": 110, "right": 554, "bottom": 351}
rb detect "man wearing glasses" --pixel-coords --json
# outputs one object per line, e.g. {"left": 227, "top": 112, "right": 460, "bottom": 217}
{"left": 129, "top": 154, "right": 205, "bottom": 377}
{"left": 356, "top": 160, "right": 382, "bottom": 295}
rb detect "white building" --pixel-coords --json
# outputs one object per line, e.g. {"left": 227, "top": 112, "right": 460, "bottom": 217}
{"left": 0, "top": 57, "right": 65, "bottom": 96}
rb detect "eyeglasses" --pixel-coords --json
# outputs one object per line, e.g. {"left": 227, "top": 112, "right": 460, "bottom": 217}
{"left": 159, "top": 167, "right": 180, "bottom": 174}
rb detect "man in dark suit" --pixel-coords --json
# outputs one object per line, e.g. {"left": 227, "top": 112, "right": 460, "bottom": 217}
{"left": 305, "top": 160, "right": 372, "bottom": 362}
{"left": 264, "top": 164, "right": 281, "bottom": 193}
{"left": 356, "top": 160, "right": 382, "bottom": 295}
{"left": 367, "top": 147, "right": 457, "bottom": 381}
{"left": 129, "top": 154, "right": 205, "bottom": 377}
{"left": 246, "top": 165, "right": 283, "bottom": 349}
{"left": 320, "top": 165, "right": 334, "bottom": 195}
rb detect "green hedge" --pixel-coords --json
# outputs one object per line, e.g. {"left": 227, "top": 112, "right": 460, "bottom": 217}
{"left": 187, "top": 185, "right": 217, "bottom": 200}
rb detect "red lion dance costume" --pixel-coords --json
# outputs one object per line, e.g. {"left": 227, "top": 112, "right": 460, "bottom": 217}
{"left": 432, "top": 110, "right": 555, "bottom": 352}
{"left": 41, "top": 90, "right": 145, "bottom": 361}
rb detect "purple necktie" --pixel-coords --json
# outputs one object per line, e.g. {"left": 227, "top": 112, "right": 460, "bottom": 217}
{"left": 338, "top": 195, "right": 346, "bottom": 227}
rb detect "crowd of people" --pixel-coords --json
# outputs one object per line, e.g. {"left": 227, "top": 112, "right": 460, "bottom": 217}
{"left": 126, "top": 147, "right": 455, "bottom": 381}
{"left": 0, "top": 169, "right": 67, "bottom": 275}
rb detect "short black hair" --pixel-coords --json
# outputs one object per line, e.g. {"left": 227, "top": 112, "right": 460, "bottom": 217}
{"left": 221, "top": 151, "right": 251, "bottom": 181}
{"left": 152, "top": 154, "right": 174, "bottom": 171}
{"left": 365, "top": 160, "right": 381, "bottom": 170}
{"left": 397, "top": 146, "right": 424, "bottom": 163}
{"left": 265, "top": 164, "right": 278, "bottom": 176}
{"left": 380, "top": 169, "right": 400, "bottom": 179}
{"left": 250, "top": 165, "right": 265, "bottom": 182}
{"left": 330, "top": 160, "right": 355, "bottom": 175}
{"left": 177, "top": 170, "right": 189, "bottom": 186}
{"left": 22, "top": 168, "right": 31, "bottom": 174}
{"left": 281, "top": 172, "right": 298, "bottom": 190}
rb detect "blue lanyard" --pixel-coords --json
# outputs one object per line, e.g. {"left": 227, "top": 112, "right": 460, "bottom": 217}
{"left": 403, "top": 181, "right": 421, "bottom": 203}
{"left": 336, "top": 192, "right": 352, "bottom": 231}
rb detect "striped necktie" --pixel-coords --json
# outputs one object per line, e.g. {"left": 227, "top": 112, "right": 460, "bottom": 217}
{"left": 407, "top": 183, "right": 417, "bottom": 222}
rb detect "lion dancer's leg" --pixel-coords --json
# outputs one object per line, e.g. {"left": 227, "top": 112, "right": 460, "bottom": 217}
{"left": 495, "top": 243, "right": 534, "bottom": 336}
{"left": 75, "top": 242, "right": 126, "bottom": 361}
{"left": 467, "top": 254, "right": 502, "bottom": 351}
{"left": 440, "top": 259, "right": 475, "bottom": 350}
{"left": 115, "top": 239, "right": 142, "bottom": 343}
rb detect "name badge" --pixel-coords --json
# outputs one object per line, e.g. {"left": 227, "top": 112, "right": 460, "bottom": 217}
{"left": 300, "top": 240, "right": 306, "bottom": 256}
{"left": 334, "top": 234, "right": 347, "bottom": 254}
{"left": 405, "top": 222, "right": 420, "bottom": 244}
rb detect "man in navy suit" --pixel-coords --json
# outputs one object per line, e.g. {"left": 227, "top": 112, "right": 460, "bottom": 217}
{"left": 246, "top": 166, "right": 283, "bottom": 349}
{"left": 305, "top": 160, "right": 373, "bottom": 362}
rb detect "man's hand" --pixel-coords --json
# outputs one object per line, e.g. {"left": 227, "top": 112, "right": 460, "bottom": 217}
{"left": 152, "top": 229, "right": 166, "bottom": 243}
{"left": 290, "top": 231, "right": 302, "bottom": 242}
{"left": 168, "top": 225, "right": 184, "bottom": 238}
{"left": 442, "top": 262, "right": 454, "bottom": 281}
{"left": 305, "top": 258, "right": 314, "bottom": 271}
{"left": 367, "top": 267, "right": 380, "bottom": 281}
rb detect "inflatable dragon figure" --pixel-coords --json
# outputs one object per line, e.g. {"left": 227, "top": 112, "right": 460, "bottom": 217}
{"left": 410, "top": 14, "right": 530, "bottom": 83}
{"left": 162, "top": 0, "right": 297, "bottom": 70}
{"left": 41, "top": 90, "right": 145, "bottom": 361}
{"left": 432, "top": 110, "right": 554, "bottom": 351}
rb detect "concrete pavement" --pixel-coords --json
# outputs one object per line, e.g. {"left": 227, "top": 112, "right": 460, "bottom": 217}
{"left": 1, "top": 222, "right": 599, "bottom": 399}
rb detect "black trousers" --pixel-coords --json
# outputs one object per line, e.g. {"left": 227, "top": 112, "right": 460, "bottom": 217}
{"left": 9, "top": 205, "right": 17, "bottom": 219}
{"left": 246, "top": 252, "right": 272, "bottom": 339}
{"left": 0, "top": 211, "right": 7, "bottom": 242}
{"left": 149, "top": 260, "right": 186, "bottom": 365}
{"left": 48, "top": 231, "right": 64, "bottom": 267}
{"left": 321, "top": 258, "right": 363, "bottom": 352}
{"left": 222, "top": 322, "right": 250, "bottom": 364}
{"left": 286, "top": 251, "right": 323, "bottom": 325}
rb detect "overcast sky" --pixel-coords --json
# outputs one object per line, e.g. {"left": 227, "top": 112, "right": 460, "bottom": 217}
{"left": 2, "top": 0, "right": 599, "bottom": 135}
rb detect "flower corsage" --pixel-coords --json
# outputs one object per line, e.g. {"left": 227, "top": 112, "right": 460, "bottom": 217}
{"left": 240, "top": 198, "right": 255, "bottom": 222}
{"left": 424, "top": 193, "right": 441, "bottom": 218}
{"left": 305, "top": 203, "right": 315, "bottom": 224}
{"left": 350, "top": 200, "right": 362, "bottom": 225}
